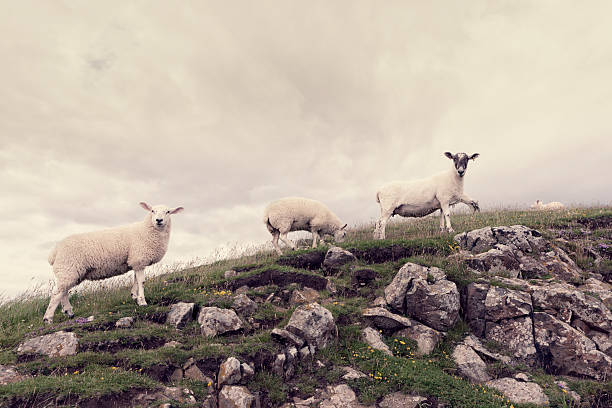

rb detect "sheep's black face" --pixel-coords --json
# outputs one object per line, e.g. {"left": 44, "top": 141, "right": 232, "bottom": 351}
{"left": 445, "top": 152, "right": 479, "bottom": 177}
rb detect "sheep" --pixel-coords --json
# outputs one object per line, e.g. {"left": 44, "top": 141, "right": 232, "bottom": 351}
{"left": 263, "top": 197, "right": 347, "bottom": 255}
{"left": 374, "top": 152, "right": 480, "bottom": 239}
{"left": 43, "top": 202, "right": 184, "bottom": 324}
{"left": 530, "top": 200, "right": 565, "bottom": 211}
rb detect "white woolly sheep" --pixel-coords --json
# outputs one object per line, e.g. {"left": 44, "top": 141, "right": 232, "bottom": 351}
{"left": 374, "top": 152, "right": 480, "bottom": 239}
{"left": 263, "top": 197, "right": 347, "bottom": 255}
{"left": 530, "top": 200, "right": 565, "bottom": 211}
{"left": 43, "top": 202, "right": 184, "bottom": 324}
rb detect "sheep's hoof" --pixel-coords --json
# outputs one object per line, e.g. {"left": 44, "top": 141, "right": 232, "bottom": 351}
{"left": 43, "top": 317, "right": 52, "bottom": 325}
{"left": 63, "top": 311, "right": 74, "bottom": 318}
{"left": 131, "top": 292, "right": 138, "bottom": 300}
{"left": 137, "top": 298, "right": 148, "bottom": 306}
{"left": 447, "top": 228, "right": 455, "bottom": 233}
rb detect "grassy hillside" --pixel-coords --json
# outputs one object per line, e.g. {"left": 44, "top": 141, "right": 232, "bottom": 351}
{"left": 0, "top": 207, "right": 611, "bottom": 407}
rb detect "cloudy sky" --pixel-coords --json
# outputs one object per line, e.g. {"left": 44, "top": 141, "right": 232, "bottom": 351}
{"left": 1, "top": 1, "right": 611, "bottom": 298}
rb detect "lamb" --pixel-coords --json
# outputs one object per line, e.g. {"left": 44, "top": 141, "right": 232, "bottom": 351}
{"left": 43, "top": 202, "right": 184, "bottom": 324}
{"left": 263, "top": 197, "right": 347, "bottom": 255}
{"left": 374, "top": 152, "right": 480, "bottom": 239}
{"left": 530, "top": 200, "right": 565, "bottom": 211}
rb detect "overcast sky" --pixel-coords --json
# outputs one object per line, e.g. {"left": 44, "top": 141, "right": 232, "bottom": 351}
{"left": 1, "top": 1, "right": 611, "bottom": 298}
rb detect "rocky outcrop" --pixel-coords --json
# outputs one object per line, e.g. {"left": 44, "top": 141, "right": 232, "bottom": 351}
{"left": 454, "top": 225, "right": 546, "bottom": 254}
{"left": 197, "top": 307, "right": 243, "bottom": 337}
{"left": 17, "top": 331, "right": 78, "bottom": 357}
{"left": 285, "top": 303, "right": 337, "bottom": 350}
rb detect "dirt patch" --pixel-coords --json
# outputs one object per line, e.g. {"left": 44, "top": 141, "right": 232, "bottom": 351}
{"left": 349, "top": 244, "right": 440, "bottom": 264}
{"left": 277, "top": 251, "right": 326, "bottom": 270}
{"left": 577, "top": 216, "right": 612, "bottom": 230}
{"left": 229, "top": 270, "right": 329, "bottom": 291}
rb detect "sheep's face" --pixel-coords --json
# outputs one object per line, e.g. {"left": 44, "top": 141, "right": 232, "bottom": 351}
{"left": 445, "top": 152, "right": 479, "bottom": 177}
{"left": 334, "top": 224, "right": 348, "bottom": 243}
{"left": 140, "top": 202, "right": 184, "bottom": 229}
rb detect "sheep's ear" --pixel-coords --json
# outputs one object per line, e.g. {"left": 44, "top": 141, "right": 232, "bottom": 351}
{"left": 341, "top": 224, "right": 347, "bottom": 230}
{"left": 140, "top": 202, "right": 152, "bottom": 211}
{"left": 170, "top": 207, "right": 184, "bottom": 214}
{"left": 444, "top": 152, "right": 454, "bottom": 159}
{"left": 469, "top": 153, "right": 480, "bottom": 161}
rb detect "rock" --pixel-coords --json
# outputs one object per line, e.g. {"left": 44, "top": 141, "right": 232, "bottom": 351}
{"left": 352, "top": 268, "right": 378, "bottom": 287}
{"left": 0, "top": 365, "right": 26, "bottom": 384}
{"left": 485, "top": 316, "right": 537, "bottom": 359}
{"left": 580, "top": 278, "right": 612, "bottom": 309}
{"left": 218, "top": 357, "right": 242, "bottom": 387}
{"left": 290, "top": 287, "right": 320, "bottom": 305}
{"left": 170, "top": 368, "right": 183, "bottom": 382}
{"left": 362, "top": 307, "right": 412, "bottom": 330}
{"left": 241, "top": 362, "right": 254, "bottom": 379}
{"left": 533, "top": 312, "right": 612, "bottom": 380}
{"left": 465, "top": 244, "right": 521, "bottom": 277}
{"left": 285, "top": 303, "right": 337, "bottom": 349}
{"left": 225, "top": 270, "right": 238, "bottom": 279}
{"left": 514, "top": 372, "right": 529, "bottom": 382}
{"left": 362, "top": 327, "right": 392, "bottom": 356}
{"left": 323, "top": 247, "right": 356, "bottom": 271}
{"left": 183, "top": 358, "right": 208, "bottom": 382}
{"left": 271, "top": 328, "right": 305, "bottom": 348}
{"left": 341, "top": 366, "right": 367, "bottom": 380}
{"left": 133, "top": 386, "right": 196, "bottom": 406}
{"left": 219, "top": 385, "right": 255, "bottom": 408}
{"left": 454, "top": 225, "right": 546, "bottom": 254}
{"left": 370, "top": 296, "right": 387, "bottom": 307}
{"left": 484, "top": 287, "right": 532, "bottom": 322}
{"left": 319, "top": 384, "right": 369, "bottom": 408}
{"left": 17, "top": 331, "right": 78, "bottom": 357}
{"left": 235, "top": 285, "right": 250, "bottom": 295}
{"left": 166, "top": 302, "right": 196, "bottom": 328}
{"left": 532, "top": 283, "right": 612, "bottom": 333}
{"left": 452, "top": 344, "right": 490, "bottom": 383}
{"left": 233, "top": 294, "right": 258, "bottom": 315}
{"left": 115, "top": 316, "right": 134, "bottom": 328}
{"left": 394, "top": 322, "right": 443, "bottom": 355}
{"left": 464, "top": 282, "right": 490, "bottom": 337}
{"left": 198, "top": 307, "right": 243, "bottom": 337}
{"left": 272, "top": 353, "right": 286, "bottom": 377}
{"left": 299, "top": 346, "right": 310, "bottom": 359}
{"left": 462, "top": 335, "right": 511, "bottom": 364}
{"left": 163, "top": 340, "right": 182, "bottom": 348}
{"left": 384, "top": 262, "right": 445, "bottom": 312}
{"left": 405, "top": 276, "right": 460, "bottom": 331}
{"left": 485, "top": 378, "right": 549, "bottom": 406}
{"left": 378, "top": 392, "right": 427, "bottom": 408}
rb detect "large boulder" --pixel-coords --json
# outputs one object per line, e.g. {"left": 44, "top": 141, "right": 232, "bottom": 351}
{"left": 384, "top": 263, "right": 445, "bottom": 312}
{"left": 285, "top": 303, "right": 337, "bottom": 349}
{"left": 533, "top": 312, "right": 612, "bottom": 380}
{"left": 485, "top": 378, "right": 549, "bottom": 406}
{"left": 452, "top": 344, "right": 490, "bottom": 383}
{"left": 484, "top": 286, "right": 532, "bottom": 322}
{"left": 218, "top": 357, "right": 242, "bottom": 387}
{"left": 218, "top": 385, "right": 255, "bottom": 408}
{"left": 17, "top": 331, "right": 78, "bottom": 357}
{"left": 405, "top": 276, "right": 459, "bottom": 331}
{"left": 197, "top": 307, "right": 243, "bottom": 337}
{"left": 454, "top": 225, "right": 546, "bottom": 254}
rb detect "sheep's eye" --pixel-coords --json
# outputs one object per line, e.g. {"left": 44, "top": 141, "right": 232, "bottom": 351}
{"left": 166, "top": 211, "right": 170, "bottom": 214}
{"left": 151, "top": 210, "right": 154, "bottom": 213}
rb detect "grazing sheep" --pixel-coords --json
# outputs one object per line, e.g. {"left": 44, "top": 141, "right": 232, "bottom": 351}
{"left": 374, "top": 152, "right": 480, "bottom": 239}
{"left": 264, "top": 197, "right": 347, "bottom": 255}
{"left": 530, "top": 200, "right": 565, "bottom": 211}
{"left": 43, "top": 202, "right": 184, "bottom": 324}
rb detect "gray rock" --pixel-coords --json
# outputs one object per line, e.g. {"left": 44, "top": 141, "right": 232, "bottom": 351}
{"left": 115, "top": 316, "right": 134, "bottom": 328}
{"left": 166, "top": 302, "right": 195, "bottom": 328}
{"left": 485, "top": 378, "right": 549, "bottom": 406}
{"left": 232, "top": 294, "right": 258, "bottom": 315}
{"left": 285, "top": 303, "right": 337, "bottom": 349}
{"left": 378, "top": 392, "right": 427, "bottom": 408}
{"left": 183, "top": 358, "right": 207, "bottom": 382}
{"left": 289, "top": 287, "right": 320, "bottom": 305}
{"left": 219, "top": 385, "right": 255, "bottom": 408}
{"left": 271, "top": 328, "right": 305, "bottom": 348}
{"left": 533, "top": 312, "right": 612, "bottom": 380}
{"left": 299, "top": 346, "right": 310, "bottom": 359}
{"left": 462, "top": 335, "right": 511, "bottom": 364}
{"left": 341, "top": 366, "right": 367, "bottom": 380}
{"left": 514, "top": 372, "right": 529, "bottom": 382}
{"left": 133, "top": 386, "right": 196, "bottom": 406}
{"left": 485, "top": 316, "right": 537, "bottom": 359}
{"left": 394, "top": 322, "right": 443, "bottom": 355}
{"left": 465, "top": 244, "right": 521, "bottom": 277}
{"left": 362, "top": 307, "right": 412, "bottom": 330}
{"left": 580, "top": 278, "right": 612, "bottom": 309}
{"left": 405, "top": 277, "right": 459, "bottom": 331}
{"left": 0, "top": 365, "right": 25, "bottom": 385}
{"left": 17, "top": 331, "right": 78, "bottom": 357}
{"left": 319, "top": 384, "right": 369, "bottom": 408}
{"left": 322, "top": 246, "right": 356, "bottom": 271}
{"left": 362, "top": 327, "right": 392, "bottom": 356}
{"left": 384, "top": 262, "right": 445, "bottom": 312}
{"left": 241, "top": 362, "right": 254, "bottom": 379}
{"left": 198, "top": 307, "right": 243, "bottom": 337}
{"left": 218, "top": 357, "right": 242, "bottom": 387}
{"left": 464, "top": 282, "right": 490, "bottom": 337}
{"left": 452, "top": 344, "right": 491, "bottom": 383}
{"left": 454, "top": 225, "right": 546, "bottom": 254}
{"left": 484, "top": 287, "right": 532, "bottom": 322}
{"left": 272, "top": 353, "right": 286, "bottom": 377}
{"left": 163, "top": 340, "right": 182, "bottom": 348}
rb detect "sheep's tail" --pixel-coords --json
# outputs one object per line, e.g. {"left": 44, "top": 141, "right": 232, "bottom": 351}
{"left": 48, "top": 246, "right": 57, "bottom": 266}
{"left": 375, "top": 191, "right": 380, "bottom": 203}
{"left": 263, "top": 215, "right": 277, "bottom": 233}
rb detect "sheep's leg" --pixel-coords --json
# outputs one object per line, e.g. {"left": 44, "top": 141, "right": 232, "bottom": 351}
{"left": 439, "top": 209, "right": 446, "bottom": 232}
{"left": 458, "top": 193, "right": 480, "bottom": 213}
{"left": 279, "top": 232, "right": 296, "bottom": 251}
{"left": 271, "top": 231, "right": 283, "bottom": 255}
{"left": 130, "top": 272, "right": 139, "bottom": 300}
{"left": 311, "top": 229, "right": 320, "bottom": 248}
{"left": 44, "top": 272, "right": 78, "bottom": 323}
{"left": 375, "top": 210, "right": 393, "bottom": 240}
{"left": 134, "top": 269, "right": 147, "bottom": 306}
{"left": 60, "top": 293, "right": 74, "bottom": 318}
{"left": 43, "top": 291, "right": 64, "bottom": 324}
{"left": 440, "top": 202, "right": 453, "bottom": 233}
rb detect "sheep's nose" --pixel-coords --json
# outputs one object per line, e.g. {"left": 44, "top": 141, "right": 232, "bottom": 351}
{"left": 458, "top": 170, "right": 465, "bottom": 176}
{"left": 156, "top": 219, "right": 163, "bottom": 224}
